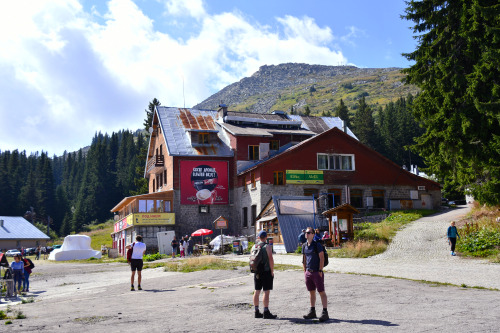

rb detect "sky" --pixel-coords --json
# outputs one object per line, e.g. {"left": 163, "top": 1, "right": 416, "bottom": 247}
{"left": 0, "top": 0, "right": 418, "bottom": 156}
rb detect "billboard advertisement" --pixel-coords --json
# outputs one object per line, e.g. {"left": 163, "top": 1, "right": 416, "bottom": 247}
{"left": 180, "top": 161, "right": 229, "bottom": 205}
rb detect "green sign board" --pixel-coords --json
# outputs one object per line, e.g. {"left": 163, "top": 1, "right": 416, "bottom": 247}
{"left": 286, "top": 170, "right": 324, "bottom": 184}
{"left": 286, "top": 170, "right": 305, "bottom": 184}
{"left": 305, "top": 170, "right": 324, "bottom": 184}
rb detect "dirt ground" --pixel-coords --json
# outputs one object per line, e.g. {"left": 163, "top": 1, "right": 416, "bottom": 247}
{"left": 1, "top": 258, "right": 499, "bottom": 332}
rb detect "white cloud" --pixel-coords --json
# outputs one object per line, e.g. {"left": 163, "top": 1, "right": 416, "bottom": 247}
{"left": 164, "top": 0, "right": 206, "bottom": 20}
{"left": 0, "top": 0, "right": 348, "bottom": 155}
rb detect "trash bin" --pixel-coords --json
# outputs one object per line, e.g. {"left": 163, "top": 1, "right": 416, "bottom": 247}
{"left": 232, "top": 240, "right": 240, "bottom": 254}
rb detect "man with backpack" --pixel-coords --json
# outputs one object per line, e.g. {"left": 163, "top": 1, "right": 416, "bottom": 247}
{"left": 22, "top": 255, "right": 34, "bottom": 292}
{"left": 250, "top": 230, "right": 277, "bottom": 319}
{"left": 302, "top": 227, "right": 329, "bottom": 322}
{"left": 126, "top": 235, "right": 146, "bottom": 291}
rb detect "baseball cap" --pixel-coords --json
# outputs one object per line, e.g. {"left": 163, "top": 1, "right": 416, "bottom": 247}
{"left": 258, "top": 230, "right": 267, "bottom": 238}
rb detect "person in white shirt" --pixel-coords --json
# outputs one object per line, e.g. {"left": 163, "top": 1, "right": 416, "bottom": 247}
{"left": 126, "top": 235, "right": 146, "bottom": 291}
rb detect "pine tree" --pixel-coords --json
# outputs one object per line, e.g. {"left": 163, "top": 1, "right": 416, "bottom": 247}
{"left": 352, "top": 97, "right": 378, "bottom": 149}
{"left": 304, "top": 106, "right": 311, "bottom": 116}
{"left": 335, "top": 99, "right": 351, "bottom": 129}
{"left": 402, "top": 0, "right": 500, "bottom": 205}
{"left": 144, "top": 98, "right": 161, "bottom": 132}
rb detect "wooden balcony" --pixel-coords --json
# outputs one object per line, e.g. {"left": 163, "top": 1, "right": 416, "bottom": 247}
{"left": 146, "top": 155, "right": 165, "bottom": 174}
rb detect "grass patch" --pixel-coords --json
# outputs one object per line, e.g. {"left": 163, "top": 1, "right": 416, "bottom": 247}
{"left": 342, "top": 272, "right": 499, "bottom": 291}
{"left": 330, "top": 210, "right": 436, "bottom": 258}
{"left": 456, "top": 204, "right": 500, "bottom": 262}
{"left": 274, "top": 263, "right": 301, "bottom": 271}
{"left": 329, "top": 240, "right": 387, "bottom": 258}
{"left": 144, "top": 253, "right": 167, "bottom": 262}
{"left": 163, "top": 257, "right": 246, "bottom": 273}
{"left": 21, "top": 297, "right": 35, "bottom": 304}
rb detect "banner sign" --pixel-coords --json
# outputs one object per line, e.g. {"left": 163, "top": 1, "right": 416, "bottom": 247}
{"left": 286, "top": 170, "right": 323, "bottom": 184}
{"left": 214, "top": 216, "right": 228, "bottom": 229}
{"left": 305, "top": 170, "right": 324, "bottom": 184}
{"left": 114, "top": 217, "right": 132, "bottom": 233}
{"left": 286, "top": 170, "right": 305, "bottom": 184}
{"left": 180, "top": 161, "right": 229, "bottom": 205}
{"left": 128, "top": 213, "right": 175, "bottom": 226}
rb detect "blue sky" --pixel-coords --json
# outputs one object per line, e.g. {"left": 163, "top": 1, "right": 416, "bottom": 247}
{"left": 0, "top": 0, "right": 417, "bottom": 156}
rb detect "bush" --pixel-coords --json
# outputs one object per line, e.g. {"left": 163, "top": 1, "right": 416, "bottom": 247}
{"left": 144, "top": 253, "right": 166, "bottom": 262}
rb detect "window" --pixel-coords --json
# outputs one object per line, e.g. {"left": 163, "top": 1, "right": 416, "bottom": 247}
{"left": 164, "top": 201, "right": 171, "bottom": 212}
{"left": 198, "top": 133, "right": 209, "bottom": 144}
{"left": 270, "top": 140, "right": 279, "bottom": 150}
{"left": 318, "top": 154, "right": 328, "bottom": 170}
{"left": 273, "top": 171, "right": 284, "bottom": 185}
{"left": 242, "top": 176, "right": 247, "bottom": 191}
{"left": 372, "top": 189, "right": 385, "bottom": 209}
{"left": 242, "top": 207, "right": 248, "bottom": 228}
{"left": 251, "top": 173, "right": 256, "bottom": 188}
{"left": 350, "top": 189, "right": 363, "bottom": 208}
{"left": 164, "top": 170, "right": 167, "bottom": 185}
{"left": 317, "top": 153, "right": 355, "bottom": 171}
{"left": 249, "top": 145, "right": 259, "bottom": 160}
{"left": 152, "top": 179, "right": 155, "bottom": 192}
{"left": 159, "top": 173, "right": 163, "bottom": 187}
{"left": 251, "top": 205, "right": 257, "bottom": 227}
{"left": 304, "top": 188, "right": 319, "bottom": 197}
{"left": 328, "top": 189, "right": 342, "bottom": 208}
{"left": 139, "top": 200, "right": 157, "bottom": 212}
{"left": 160, "top": 144, "right": 162, "bottom": 156}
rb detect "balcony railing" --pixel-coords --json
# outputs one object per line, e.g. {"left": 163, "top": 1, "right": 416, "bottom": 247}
{"left": 146, "top": 155, "right": 165, "bottom": 174}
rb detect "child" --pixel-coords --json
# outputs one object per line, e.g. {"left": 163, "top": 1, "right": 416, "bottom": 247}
{"left": 180, "top": 240, "right": 185, "bottom": 258}
{"left": 10, "top": 254, "right": 24, "bottom": 294}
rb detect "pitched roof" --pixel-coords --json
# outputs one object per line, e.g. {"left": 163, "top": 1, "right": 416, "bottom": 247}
{"left": 220, "top": 122, "right": 315, "bottom": 137}
{"left": 0, "top": 216, "right": 50, "bottom": 240}
{"left": 270, "top": 196, "right": 328, "bottom": 253}
{"left": 156, "top": 107, "right": 234, "bottom": 157}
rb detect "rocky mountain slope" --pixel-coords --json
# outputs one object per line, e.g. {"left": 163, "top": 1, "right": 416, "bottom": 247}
{"left": 194, "top": 63, "right": 419, "bottom": 115}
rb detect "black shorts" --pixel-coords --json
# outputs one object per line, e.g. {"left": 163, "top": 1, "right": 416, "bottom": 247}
{"left": 254, "top": 270, "right": 273, "bottom": 291}
{"left": 130, "top": 259, "right": 143, "bottom": 271}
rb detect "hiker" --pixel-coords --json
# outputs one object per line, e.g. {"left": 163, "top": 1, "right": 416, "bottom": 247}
{"left": 126, "top": 235, "right": 146, "bottom": 291}
{"left": 298, "top": 229, "right": 307, "bottom": 245}
{"left": 187, "top": 237, "right": 194, "bottom": 256}
{"left": 35, "top": 246, "right": 40, "bottom": 260}
{"left": 22, "top": 255, "right": 33, "bottom": 292}
{"left": 322, "top": 231, "right": 330, "bottom": 241}
{"left": 302, "top": 227, "right": 329, "bottom": 322}
{"left": 171, "top": 236, "right": 179, "bottom": 258}
{"left": 447, "top": 221, "right": 460, "bottom": 256}
{"left": 313, "top": 228, "right": 322, "bottom": 242}
{"left": 11, "top": 254, "right": 24, "bottom": 294}
{"left": 252, "top": 230, "right": 277, "bottom": 319}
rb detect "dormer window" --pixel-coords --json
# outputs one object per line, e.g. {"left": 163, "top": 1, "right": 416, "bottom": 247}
{"left": 249, "top": 145, "right": 259, "bottom": 160}
{"left": 270, "top": 140, "right": 279, "bottom": 151}
{"left": 198, "top": 133, "right": 209, "bottom": 144}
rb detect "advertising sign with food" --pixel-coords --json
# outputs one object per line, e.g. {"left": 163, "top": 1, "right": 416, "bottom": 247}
{"left": 180, "top": 161, "right": 229, "bottom": 205}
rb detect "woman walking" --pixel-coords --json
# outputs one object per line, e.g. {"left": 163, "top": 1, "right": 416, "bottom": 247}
{"left": 447, "top": 221, "right": 460, "bottom": 256}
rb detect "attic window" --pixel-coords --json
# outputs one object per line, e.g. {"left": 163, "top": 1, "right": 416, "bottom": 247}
{"left": 270, "top": 140, "right": 279, "bottom": 151}
{"left": 198, "top": 133, "right": 209, "bottom": 144}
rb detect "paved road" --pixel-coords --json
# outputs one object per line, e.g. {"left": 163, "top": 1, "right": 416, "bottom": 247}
{"left": 238, "top": 205, "right": 500, "bottom": 290}
{"left": 2, "top": 205, "right": 499, "bottom": 332}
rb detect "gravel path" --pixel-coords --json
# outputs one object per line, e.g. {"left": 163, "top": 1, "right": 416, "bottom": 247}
{"left": 237, "top": 205, "right": 500, "bottom": 289}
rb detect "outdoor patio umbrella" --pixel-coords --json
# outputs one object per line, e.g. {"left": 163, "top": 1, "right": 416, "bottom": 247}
{"left": 191, "top": 229, "right": 213, "bottom": 245}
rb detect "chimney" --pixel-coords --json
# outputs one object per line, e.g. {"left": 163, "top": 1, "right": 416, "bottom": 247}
{"left": 218, "top": 103, "right": 228, "bottom": 120}
{"left": 342, "top": 120, "right": 347, "bottom": 133}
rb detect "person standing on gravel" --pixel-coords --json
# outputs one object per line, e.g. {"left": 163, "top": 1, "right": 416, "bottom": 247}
{"left": 252, "top": 230, "right": 277, "bottom": 319}
{"left": 447, "top": 221, "right": 460, "bottom": 256}
{"left": 171, "top": 236, "right": 179, "bottom": 258}
{"left": 302, "top": 227, "right": 329, "bottom": 322}
{"left": 126, "top": 235, "right": 146, "bottom": 291}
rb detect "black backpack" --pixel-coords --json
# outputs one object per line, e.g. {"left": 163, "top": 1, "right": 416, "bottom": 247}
{"left": 310, "top": 241, "right": 329, "bottom": 267}
{"left": 249, "top": 243, "right": 266, "bottom": 273}
{"left": 26, "top": 258, "right": 35, "bottom": 269}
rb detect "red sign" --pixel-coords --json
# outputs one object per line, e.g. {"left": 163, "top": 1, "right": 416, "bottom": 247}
{"left": 114, "top": 217, "right": 131, "bottom": 233}
{"left": 180, "top": 161, "right": 229, "bottom": 205}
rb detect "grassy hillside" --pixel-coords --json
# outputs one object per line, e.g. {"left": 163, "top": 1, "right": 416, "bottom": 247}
{"left": 232, "top": 71, "right": 418, "bottom": 116}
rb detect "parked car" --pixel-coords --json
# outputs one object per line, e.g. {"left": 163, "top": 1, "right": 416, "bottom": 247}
{"left": 24, "top": 247, "right": 36, "bottom": 256}
{"left": 5, "top": 249, "right": 21, "bottom": 257}
{"left": 52, "top": 244, "right": 62, "bottom": 250}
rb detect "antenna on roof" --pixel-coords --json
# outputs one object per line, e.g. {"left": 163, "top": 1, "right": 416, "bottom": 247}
{"left": 183, "top": 75, "right": 185, "bottom": 108}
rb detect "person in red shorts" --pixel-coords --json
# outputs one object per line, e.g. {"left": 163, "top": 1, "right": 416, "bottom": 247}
{"left": 302, "top": 227, "right": 329, "bottom": 322}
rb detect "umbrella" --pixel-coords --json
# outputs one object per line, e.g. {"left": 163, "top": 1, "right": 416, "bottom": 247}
{"left": 191, "top": 229, "right": 213, "bottom": 245}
